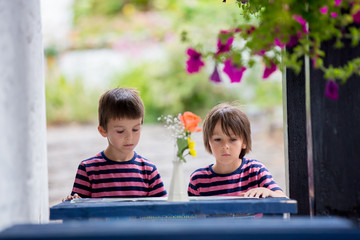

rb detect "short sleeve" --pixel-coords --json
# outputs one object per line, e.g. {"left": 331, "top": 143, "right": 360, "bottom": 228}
{"left": 71, "top": 162, "right": 92, "bottom": 198}
{"left": 147, "top": 166, "right": 167, "bottom": 197}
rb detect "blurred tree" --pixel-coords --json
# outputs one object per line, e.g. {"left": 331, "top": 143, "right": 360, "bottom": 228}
{"left": 44, "top": 0, "right": 282, "bottom": 124}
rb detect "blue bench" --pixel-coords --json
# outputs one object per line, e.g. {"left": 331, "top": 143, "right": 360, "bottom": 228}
{"left": 50, "top": 197, "right": 297, "bottom": 221}
{"left": 0, "top": 217, "right": 359, "bottom": 240}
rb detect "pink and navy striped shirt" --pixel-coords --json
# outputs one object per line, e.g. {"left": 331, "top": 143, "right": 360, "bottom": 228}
{"left": 188, "top": 158, "right": 282, "bottom": 196}
{"left": 71, "top": 151, "right": 167, "bottom": 198}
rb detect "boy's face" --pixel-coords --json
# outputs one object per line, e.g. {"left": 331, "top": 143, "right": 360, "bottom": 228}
{"left": 209, "top": 120, "right": 246, "bottom": 166}
{"left": 98, "top": 117, "right": 142, "bottom": 160}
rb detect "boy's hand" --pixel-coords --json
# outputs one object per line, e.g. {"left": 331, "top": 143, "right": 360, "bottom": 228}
{"left": 62, "top": 193, "right": 81, "bottom": 202}
{"left": 243, "top": 187, "right": 287, "bottom": 198}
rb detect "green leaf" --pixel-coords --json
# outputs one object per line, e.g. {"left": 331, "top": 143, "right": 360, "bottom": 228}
{"left": 176, "top": 138, "right": 188, "bottom": 163}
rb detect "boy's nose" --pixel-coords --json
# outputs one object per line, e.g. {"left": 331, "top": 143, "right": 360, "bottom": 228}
{"left": 124, "top": 132, "right": 132, "bottom": 140}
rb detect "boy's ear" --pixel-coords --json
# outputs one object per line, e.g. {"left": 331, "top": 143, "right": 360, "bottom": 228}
{"left": 98, "top": 126, "right": 107, "bottom": 137}
{"left": 242, "top": 144, "right": 247, "bottom": 149}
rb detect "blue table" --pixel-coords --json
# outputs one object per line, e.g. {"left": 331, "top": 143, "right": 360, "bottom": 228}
{"left": 50, "top": 196, "right": 297, "bottom": 221}
{"left": 1, "top": 217, "right": 359, "bottom": 240}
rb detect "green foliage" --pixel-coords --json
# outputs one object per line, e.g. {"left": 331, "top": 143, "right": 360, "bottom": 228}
{"left": 110, "top": 54, "right": 241, "bottom": 122}
{"left": 239, "top": 1, "right": 358, "bottom": 83}
{"left": 72, "top": 0, "right": 170, "bottom": 24}
{"left": 73, "top": 0, "right": 124, "bottom": 24}
{"left": 324, "top": 57, "right": 360, "bottom": 83}
{"left": 183, "top": 0, "right": 360, "bottom": 101}
{"left": 45, "top": 0, "right": 284, "bottom": 125}
{"left": 46, "top": 75, "right": 100, "bottom": 124}
{"left": 44, "top": 45, "right": 59, "bottom": 58}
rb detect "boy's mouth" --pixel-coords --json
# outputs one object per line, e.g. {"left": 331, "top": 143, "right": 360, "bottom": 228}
{"left": 222, "top": 153, "right": 231, "bottom": 156}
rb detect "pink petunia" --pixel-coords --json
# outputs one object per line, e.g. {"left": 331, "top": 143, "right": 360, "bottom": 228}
{"left": 186, "top": 48, "right": 205, "bottom": 74}
{"left": 319, "top": 6, "right": 328, "bottom": 14}
{"left": 334, "top": 0, "right": 342, "bottom": 6}
{"left": 325, "top": 81, "right": 339, "bottom": 100}
{"left": 292, "top": 14, "right": 309, "bottom": 33}
{"left": 352, "top": 10, "right": 360, "bottom": 24}
{"left": 274, "top": 38, "right": 285, "bottom": 48}
{"left": 220, "top": 29, "right": 231, "bottom": 34}
{"left": 223, "top": 59, "right": 247, "bottom": 83}
{"left": 216, "top": 37, "right": 234, "bottom": 55}
{"left": 209, "top": 65, "right": 221, "bottom": 83}
{"left": 262, "top": 61, "right": 277, "bottom": 79}
{"left": 331, "top": 12, "right": 338, "bottom": 18}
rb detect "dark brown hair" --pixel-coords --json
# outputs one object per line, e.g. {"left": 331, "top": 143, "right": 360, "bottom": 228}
{"left": 98, "top": 88, "right": 144, "bottom": 130}
{"left": 203, "top": 103, "right": 252, "bottom": 159}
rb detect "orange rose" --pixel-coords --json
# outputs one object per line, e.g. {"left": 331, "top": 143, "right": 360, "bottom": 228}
{"left": 179, "top": 111, "right": 202, "bottom": 132}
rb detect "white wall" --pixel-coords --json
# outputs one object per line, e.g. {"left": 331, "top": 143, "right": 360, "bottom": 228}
{"left": 0, "top": 0, "right": 48, "bottom": 230}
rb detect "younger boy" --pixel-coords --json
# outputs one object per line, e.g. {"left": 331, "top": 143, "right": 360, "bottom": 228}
{"left": 64, "top": 88, "right": 167, "bottom": 200}
{"left": 188, "top": 103, "right": 286, "bottom": 198}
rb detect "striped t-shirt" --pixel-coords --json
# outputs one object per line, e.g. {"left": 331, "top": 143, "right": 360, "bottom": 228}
{"left": 71, "top": 151, "right": 167, "bottom": 198}
{"left": 188, "top": 158, "right": 282, "bottom": 196}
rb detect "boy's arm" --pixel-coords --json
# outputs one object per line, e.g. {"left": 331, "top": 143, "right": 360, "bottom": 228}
{"left": 64, "top": 162, "right": 91, "bottom": 201}
{"left": 148, "top": 167, "right": 167, "bottom": 197}
{"left": 188, "top": 174, "right": 200, "bottom": 196}
{"left": 254, "top": 161, "right": 285, "bottom": 197}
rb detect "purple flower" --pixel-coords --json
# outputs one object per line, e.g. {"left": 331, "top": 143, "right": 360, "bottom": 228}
{"left": 352, "top": 10, "right": 360, "bottom": 24}
{"left": 220, "top": 29, "right": 231, "bottom": 34}
{"left": 292, "top": 14, "right": 309, "bottom": 33}
{"left": 286, "top": 35, "right": 299, "bottom": 47}
{"left": 319, "top": 6, "right": 328, "bottom": 15}
{"left": 223, "top": 59, "right": 246, "bottom": 83}
{"left": 331, "top": 12, "right": 338, "bottom": 18}
{"left": 186, "top": 48, "right": 205, "bottom": 74}
{"left": 312, "top": 57, "right": 317, "bottom": 68}
{"left": 255, "top": 50, "right": 266, "bottom": 56}
{"left": 210, "top": 65, "right": 221, "bottom": 83}
{"left": 246, "top": 26, "right": 256, "bottom": 35}
{"left": 216, "top": 37, "right": 234, "bottom": 55}
{"left": 325, "top": 81, "right": 339, "bottom": 100}
{"left": 262, "top": 61, "right": 277, "bottom": 79}
{"left": 334, "top": 0, "right": 342, "bottom": 6}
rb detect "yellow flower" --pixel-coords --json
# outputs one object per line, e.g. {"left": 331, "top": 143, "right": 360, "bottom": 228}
{"left": 159, "top": 113, "right": 202, "bottom": 162}
{"left": 189, "top": 148, "right": 197, "bottom": 157}
{"left": 187, "top": 137, "right": 196, "bottom": 157}
{"left": 187, "top": 137, "right": 195, "bottom": 149}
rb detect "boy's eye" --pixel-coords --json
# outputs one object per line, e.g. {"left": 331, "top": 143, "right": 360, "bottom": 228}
{"left": 213, "top": 138, "right": 221, "bottom": 142}
{"left": 133, "top": 128, "right": 140, "bottom": 132}
{"left": 231, "top": 138, "right": 238, "bottom": 142}
{"left": 117, "top": 131, "right": 124, "bottom": 134}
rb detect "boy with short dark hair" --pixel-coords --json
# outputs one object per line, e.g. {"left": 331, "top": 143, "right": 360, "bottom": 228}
{"left": 64, "top": 88, "right": 167, "bottom": 200}
{"left": 188, "top": 103, "right": 286, "bottom": 198}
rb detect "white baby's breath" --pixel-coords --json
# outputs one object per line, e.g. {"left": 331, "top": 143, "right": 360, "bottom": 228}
{"left": 158, "top": 114, "right": 187, "bottom": 140}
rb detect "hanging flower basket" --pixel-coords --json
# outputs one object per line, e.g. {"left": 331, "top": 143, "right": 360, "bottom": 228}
{"left": 185, "top": 0, "right": 360, "bottom": 100}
